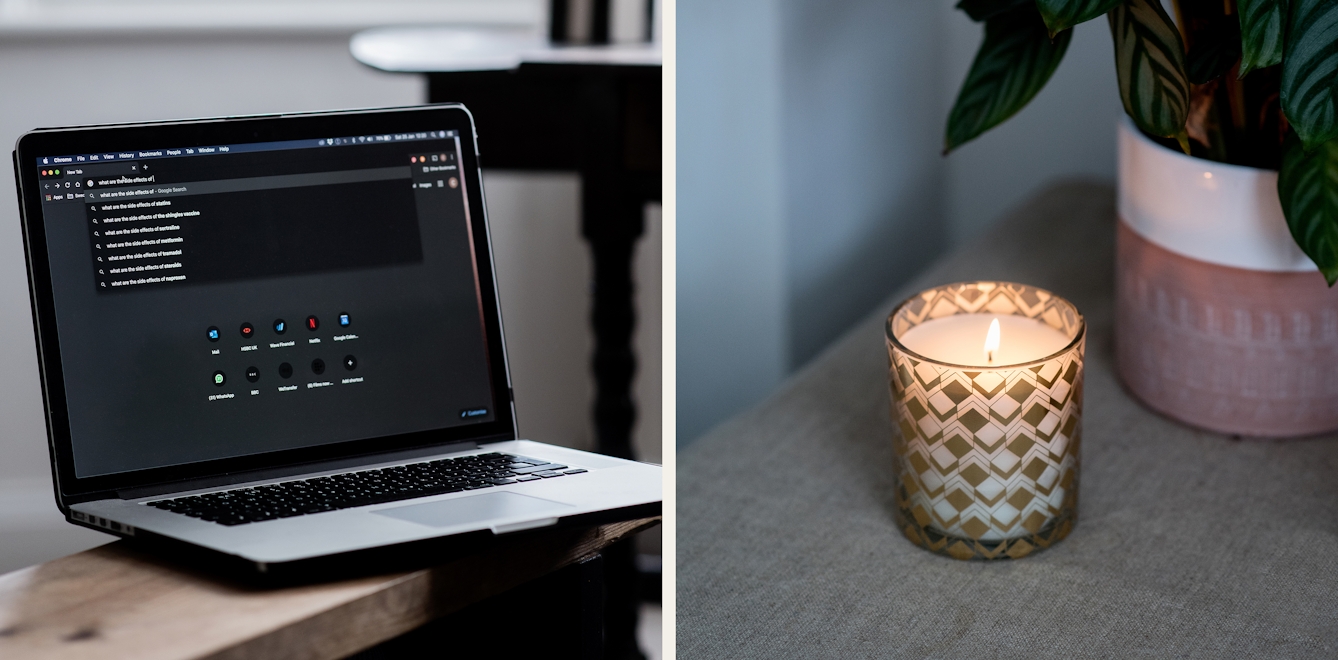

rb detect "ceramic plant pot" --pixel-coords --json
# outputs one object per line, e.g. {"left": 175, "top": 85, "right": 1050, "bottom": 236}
{"left": 1115, "top": 117, "right": 1338, "bottom": 437}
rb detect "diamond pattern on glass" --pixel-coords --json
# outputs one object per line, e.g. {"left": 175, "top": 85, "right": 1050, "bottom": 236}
{"left": 887, "top": 281, "right": 1084, "bottom": 560}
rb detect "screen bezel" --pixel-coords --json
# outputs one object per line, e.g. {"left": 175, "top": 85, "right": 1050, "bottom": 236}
{"left": 14, "top": 105, "right": 517, "bottom": 502}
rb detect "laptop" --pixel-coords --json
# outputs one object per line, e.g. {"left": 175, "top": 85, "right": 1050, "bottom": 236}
{"left": 12, "top": 104, "right": 661, "bottom": 578}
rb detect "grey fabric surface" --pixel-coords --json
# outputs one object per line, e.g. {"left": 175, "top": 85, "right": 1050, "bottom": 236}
{"left": 678, "top": 182, "right": 1338, "bottom": 658}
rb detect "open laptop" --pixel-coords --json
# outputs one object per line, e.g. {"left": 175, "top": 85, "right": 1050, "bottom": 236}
{"left": 12, "top": 104, "right": 661, "bottom": 578}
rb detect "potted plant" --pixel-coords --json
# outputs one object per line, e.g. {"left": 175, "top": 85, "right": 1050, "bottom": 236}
{"left": 945, "top": 0, "right": 1338, "bottom": 436}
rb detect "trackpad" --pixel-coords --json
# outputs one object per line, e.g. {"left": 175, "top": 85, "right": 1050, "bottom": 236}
{"left": 372, "top": 492, "right": 572, "bottom": 529}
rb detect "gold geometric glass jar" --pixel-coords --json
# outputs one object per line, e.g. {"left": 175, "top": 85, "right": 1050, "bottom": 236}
{"left": 885, "top": 281, "right": 1085, "bottom": 560}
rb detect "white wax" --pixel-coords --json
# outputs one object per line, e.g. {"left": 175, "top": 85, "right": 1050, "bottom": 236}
{"left": 898, "top": 315, "right": 1069, "bottom": 367}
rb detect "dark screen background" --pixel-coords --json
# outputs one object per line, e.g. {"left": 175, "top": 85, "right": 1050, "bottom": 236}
{"left": 39, "top": 138, "right": 496, "bottom": 477}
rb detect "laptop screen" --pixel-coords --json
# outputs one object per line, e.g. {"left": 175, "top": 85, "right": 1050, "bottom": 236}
{"left": 32, "top": 127, "right": 498, "bottom": 478}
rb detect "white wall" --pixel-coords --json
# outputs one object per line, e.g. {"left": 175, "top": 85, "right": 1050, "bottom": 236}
{"left": 0, "top": 33, "right": 661, "bottom": 572}
{"left": 677, "top": 0, "right": 1121, "bottom": 445}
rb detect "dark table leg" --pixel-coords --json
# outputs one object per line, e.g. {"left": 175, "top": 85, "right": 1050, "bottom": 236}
{"left": 426, "top": 67, "right": 659, "bottom": 462}
{"left": 428, "top": 67, "right": 659, "bottom": 660}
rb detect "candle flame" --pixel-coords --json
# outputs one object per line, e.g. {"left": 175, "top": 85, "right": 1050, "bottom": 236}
{"left": 984, "top": 318, "right": 1000, "bottom": 363}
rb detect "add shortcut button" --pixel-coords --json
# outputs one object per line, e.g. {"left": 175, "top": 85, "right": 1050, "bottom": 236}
{"left": 343, "top": 355, "right": 357, "bottom": 371}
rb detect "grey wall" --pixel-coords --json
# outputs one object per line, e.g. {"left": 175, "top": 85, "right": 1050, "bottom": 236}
{"left": 677, "top": 0, "right": 789, "bottom": 446}
{"left": 940, "top": 9, "right": 1120, "bottom": 244}
{"left": 677, "top": 0, "right": 1121, "bottom": 445}
{"left": 781, "top": 0, "right": 948, "bottom": 367}
{"left": 0, "top": 33, "right": 661, "bottom": 572}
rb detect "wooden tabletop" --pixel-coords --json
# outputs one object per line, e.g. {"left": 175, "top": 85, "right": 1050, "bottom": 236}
{"left": 0, "top": 517, "right": 659, "bottom": 660}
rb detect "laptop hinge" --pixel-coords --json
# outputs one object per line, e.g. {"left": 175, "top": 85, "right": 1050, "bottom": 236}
{"left": 114, "top": 440, "right": 479, "bottom": 500}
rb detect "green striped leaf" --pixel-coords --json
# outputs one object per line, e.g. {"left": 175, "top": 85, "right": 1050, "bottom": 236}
{"left": 1237, "top": 0, "right": 1286, "bottom": 76}
{"left": 1108, "top": 0, "right": 1190, "bottom": 138}
{"left": 1279, "top": 130, "right": 1338, "bottom": 285}
{"left": 957, "top": 0, "right": 1033, "bottom": 22}
{"left": 1037, "top": 0, "right": 1120, "bottom": 36}
{"left": 945, "top": 8, "right": 1072, "bottom": 152}
{"left": 1281, "top": 0, "right": 1338, "bottom": 149}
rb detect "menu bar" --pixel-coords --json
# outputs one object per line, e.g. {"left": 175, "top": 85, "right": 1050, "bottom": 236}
{"left": 37, "top": 130, "right": 456, "bottom": 166}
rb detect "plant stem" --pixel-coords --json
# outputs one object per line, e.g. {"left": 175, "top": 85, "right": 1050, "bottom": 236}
{"left": 1167, "top": 0, "right": 1284, "bottom": 169}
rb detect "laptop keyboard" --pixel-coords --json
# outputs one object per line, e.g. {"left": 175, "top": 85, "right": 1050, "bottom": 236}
{"left": 145, "top": 452, "right": 588, "bottom": 526}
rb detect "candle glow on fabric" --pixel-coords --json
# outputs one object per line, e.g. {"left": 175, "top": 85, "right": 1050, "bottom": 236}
{"left": 898, "top": 315, "right": 1070, "bottom": 367}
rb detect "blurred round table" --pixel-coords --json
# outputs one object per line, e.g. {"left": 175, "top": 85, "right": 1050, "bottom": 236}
{"left": 352, "top": 26, "right": 661, "bottom": 463}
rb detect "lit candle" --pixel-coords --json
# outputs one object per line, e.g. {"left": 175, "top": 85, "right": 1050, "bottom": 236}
{"left": 886, "top": 281, "right": 1085, "bottom": 560}
{"left": 898, "top": 315, "right": 1071, "bottom": 367}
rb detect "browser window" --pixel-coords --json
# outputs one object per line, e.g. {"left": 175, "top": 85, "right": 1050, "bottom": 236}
{"left": 35, "top": 131, "right": 496, "bottom": 477}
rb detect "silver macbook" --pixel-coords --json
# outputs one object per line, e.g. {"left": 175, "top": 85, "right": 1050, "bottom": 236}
{"left": 12, "top": 104, "right": 661, "bottom": 578}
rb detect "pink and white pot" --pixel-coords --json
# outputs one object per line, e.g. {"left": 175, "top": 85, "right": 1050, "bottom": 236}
{"left": 1115, "top": 117, "right": 1338, "bottom": 437}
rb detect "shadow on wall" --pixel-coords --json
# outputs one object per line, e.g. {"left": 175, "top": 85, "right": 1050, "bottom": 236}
{"left": 677, "top": 0, "right": 948, "bottom": 446}
{"left": 782, "top": 0, "right": 947, "bottom": 367}
{"left": 939, "top": 12, "right": 1120, "bottom": 244}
